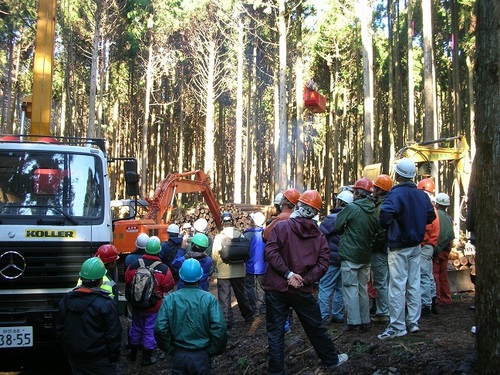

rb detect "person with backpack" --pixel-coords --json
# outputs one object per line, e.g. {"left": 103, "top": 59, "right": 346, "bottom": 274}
{"left": 57, "top": 257, "right": 122, "bottom": 375}
{"left": 125, "top": 236, "right": 175, "bottom": 366}
{"left": 211, "top": 212, "right": 254, "bottom": 329}
{"left": 243, "top": 212, "right": 267, "bottom": 316}
{"left": 159, "top": 224, "right": 183, "bottom": 281}
{"left": 155, "top": 259, "right": 228, "bottom": 374}
{"left": 171, "top": 233, "right": 213, "bottom": 291}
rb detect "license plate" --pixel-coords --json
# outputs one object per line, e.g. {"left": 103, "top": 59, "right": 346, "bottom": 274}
{"left": 0, "top": 326, "right": 33, "bottom": 348}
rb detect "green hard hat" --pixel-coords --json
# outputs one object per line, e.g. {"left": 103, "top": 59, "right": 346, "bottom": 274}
{"left": 79, "top": 257, "right": 106, "bottom": 280}
{"left": 191, "top": 233, "right": 209, "bottom": 249}
{"left": 146, "top": 236, "right": 161, "bottom": 254}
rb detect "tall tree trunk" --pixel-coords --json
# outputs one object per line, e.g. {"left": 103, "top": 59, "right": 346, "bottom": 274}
{"left": 295, "top": 4, "right": 304, "bottom": 192}
{"left": 360, "top": 0, "right": 374, "bottom": 165}
{"left": 473, "top": 0, "right": 500, "bottom": 371}
{"left": 407, "top": 0, "right": 415, "bottom": 143}
{"left": 87, "top": 0, "right": 102, "bottom": 138}
{"left": 141, "top": 29, "right": 154, "bottom": 196}
{"left": 278, "top": 0, "right": 288, "bottom": 191}
{"left": 234, "top": 15, "right": 244, "bottom": 203}
{"left": 203, "top": 40, "right": 216, "bottom": 182}
{"left": 422, "top": 0, "right": 435, "bottom": 140}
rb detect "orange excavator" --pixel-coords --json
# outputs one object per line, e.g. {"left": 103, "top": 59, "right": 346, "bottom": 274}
{"left": 113, "top": 169, "right": 222, "bottom": 255}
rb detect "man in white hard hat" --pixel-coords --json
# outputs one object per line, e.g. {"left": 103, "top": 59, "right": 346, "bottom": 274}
{"left": 433, "top": 193, "right": 455, "bottom": 306}
{"left": 193, "top": 218, "right": 214, "bottom": 257}
{"left": 377, "top": 158, "right": 436, "bottom": 340}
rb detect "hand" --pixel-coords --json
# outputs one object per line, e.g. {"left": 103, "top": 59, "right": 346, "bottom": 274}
{"left": 287, "top": 273, "right": 303, "bottom": 288}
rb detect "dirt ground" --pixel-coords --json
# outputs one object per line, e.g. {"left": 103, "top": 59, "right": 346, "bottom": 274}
{"left": 118, "top": 282, "right": 478, "bottom": 375}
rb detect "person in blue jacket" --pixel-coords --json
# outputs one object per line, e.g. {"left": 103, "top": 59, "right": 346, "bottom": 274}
{"left": 171, "top": 233, "right": 213, "bottom": 291}
{"left": 243, "top": 212, "right": 268, "bottom": 316}
{"left": 377, "top": 158, "right": 436, "bottom": 340}
{"left": 318, "top": 190, "right": 353, "bottom": 325}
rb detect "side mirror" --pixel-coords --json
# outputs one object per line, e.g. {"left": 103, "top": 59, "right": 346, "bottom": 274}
{"left": 124, "top": 160, "right": 139, "bottom": 196}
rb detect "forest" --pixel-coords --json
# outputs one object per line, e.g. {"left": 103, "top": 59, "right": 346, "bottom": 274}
{"left": 1, "top": 1, "right": 499, "bottom": 372}
{"left": 0, "top": 0, "right": 476, "bottom": 217}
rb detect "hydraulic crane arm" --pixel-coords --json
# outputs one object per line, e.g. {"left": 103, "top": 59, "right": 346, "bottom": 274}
{"left": 145, "top": 169, "right": 222, "bottom": 228}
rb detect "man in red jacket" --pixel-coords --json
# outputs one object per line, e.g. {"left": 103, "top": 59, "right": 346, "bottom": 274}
{"left": 264, "top": 190, "right": 348, "bottom": 373}
{"left": 125, "top": 236, "right": 175, "bottom": 366}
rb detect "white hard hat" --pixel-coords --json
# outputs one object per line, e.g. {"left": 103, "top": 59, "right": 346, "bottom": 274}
{"left": 182, "top": 222, "right": 192, "bottom": 230}
{"left": 193, "top": 218, "right": 208, "bottom": 233}
{"left": 395, "top": 158, "right": 416, "bottom": 179}
{"left": 250, "top": 212, "right": 266, "bottom": 227}
{"left": 273, "top": 192, "right": 284, "bottom": 205}
{"left": 135, "top": 233, "right": 149, "bottom": 249}
{"left": 167, "top": 223, "right": 180, "bottom": 234}
{"left": 436, "top": 192, "right": 451, "bottom": 206}
{"left": 336, "top": 190, "right": 354, "bottom": 204}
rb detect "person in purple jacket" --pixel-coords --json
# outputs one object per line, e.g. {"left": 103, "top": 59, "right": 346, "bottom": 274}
{"left": 264, "top": 190, "right": 348, "bottom": 374}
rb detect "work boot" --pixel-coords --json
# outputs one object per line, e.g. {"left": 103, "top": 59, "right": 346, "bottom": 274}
{"left": 431, "top": 297, "right": 439, "bottom": 314}
{"left": 126, "top": 345, "right": 138, "bottom": 362}
{"left": 141, "top": 349, "right": 157, "bottom": 366}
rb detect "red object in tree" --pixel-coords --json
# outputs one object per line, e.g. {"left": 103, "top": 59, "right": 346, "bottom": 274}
{"left": 304, "top": 87, "right": 327, "bottom": 113}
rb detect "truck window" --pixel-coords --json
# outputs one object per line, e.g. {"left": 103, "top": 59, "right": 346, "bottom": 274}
{"left": 0, "top": 151, "right": 103, "bottom": 219}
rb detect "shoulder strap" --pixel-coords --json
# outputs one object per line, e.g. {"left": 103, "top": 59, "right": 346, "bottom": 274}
{"left": 138, "top": 258, "right": 145, "bottom": 267}
{"left": 150, "top": 260, "right": 162, "bottom": 270}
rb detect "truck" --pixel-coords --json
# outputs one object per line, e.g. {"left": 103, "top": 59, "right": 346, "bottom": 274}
{"left": 0, "top": 0, "right": 138, "bottom": 353}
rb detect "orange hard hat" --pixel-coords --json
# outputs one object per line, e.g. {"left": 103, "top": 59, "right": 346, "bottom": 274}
{"left": 353, "top": 177, "right": 373, "bottom": 193}
{"left": 95, "top": 244, "right": 119, "bottom": 264}
{"left": 373, "top": 174, "right": 393, "bottom": 192}
{"left": 417, "top": 178, "right": 435, "bottom": 194}
{"left": 298, "top": 190, "right": 322, "bottom": 211}
{"left": 282, "top": 188, "right": 300, "bottom": 206}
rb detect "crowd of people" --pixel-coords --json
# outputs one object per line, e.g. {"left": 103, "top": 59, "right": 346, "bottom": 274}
{"left": 56, "top": 157, "right": 459, "bottom": 374}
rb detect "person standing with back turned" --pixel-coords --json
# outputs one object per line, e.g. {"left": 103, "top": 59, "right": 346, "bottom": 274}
{"left": 377, "top": 158, "right": 436, "bottom": 340}
{"left": 264, "top": 190, "right": 348, "bottom": 373}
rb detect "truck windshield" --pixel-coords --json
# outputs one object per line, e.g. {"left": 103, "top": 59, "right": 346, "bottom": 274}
{"left": 0, "top": 151, "right": 103, "bottom": 219}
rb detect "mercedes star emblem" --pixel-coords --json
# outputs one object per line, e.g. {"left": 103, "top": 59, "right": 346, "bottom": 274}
{"left": 0, "top": 251, "right": 27, "bottom": 279}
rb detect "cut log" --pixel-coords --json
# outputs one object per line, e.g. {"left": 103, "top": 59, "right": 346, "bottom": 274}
{"left": 459, "top": 256, "right": 469, "bottom": 266}
{"left": 453, "top": 259, "right": 461, "bottom": 267}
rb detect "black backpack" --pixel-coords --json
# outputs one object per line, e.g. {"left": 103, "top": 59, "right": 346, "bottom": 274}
{"left": 220, "top": 235, "right": 251, "bottom": 264}
{"left": 125, "top": 259, "right": 161, "bottom": 308}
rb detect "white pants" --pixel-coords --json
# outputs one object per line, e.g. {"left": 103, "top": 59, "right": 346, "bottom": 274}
{"left": 387, "top": 245, "right": 421, "bottom": 331}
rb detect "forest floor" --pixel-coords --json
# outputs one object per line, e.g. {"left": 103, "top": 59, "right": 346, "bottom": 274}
{"left": 118, "top": 282, "right": 478, "bottom": 375}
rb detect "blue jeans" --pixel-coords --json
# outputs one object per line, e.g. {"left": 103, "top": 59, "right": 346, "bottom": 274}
{"left": 245, "top": 273, "right": 266, "bottom": 315}
{"left": 265, "top": 290, "right": 339, "bottom": 374}
{"left": 318, "top": 265, "right": 344, "bottom": 320}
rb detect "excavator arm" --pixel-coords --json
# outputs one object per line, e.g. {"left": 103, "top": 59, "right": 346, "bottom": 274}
{"left": 395, "top": 135, "right": 471, "bottom": 194}
{"left": 145, "top": 169, "right": 222, "bottom": 228}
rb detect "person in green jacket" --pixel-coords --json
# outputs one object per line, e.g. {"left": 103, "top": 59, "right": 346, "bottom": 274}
{"left": 155, "top": 258, "right": 228, "bottom": 375}
{"left": 335, "top": 177, "right": 378, "bottom": 331}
